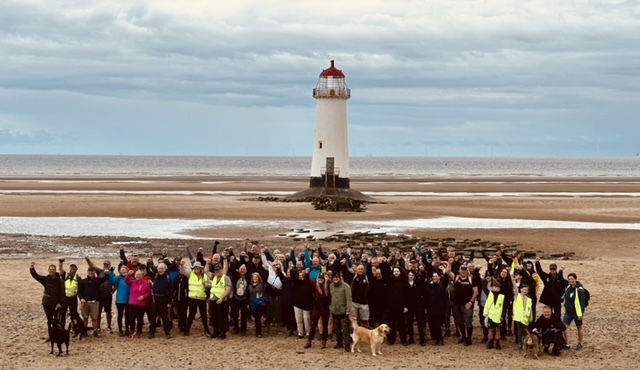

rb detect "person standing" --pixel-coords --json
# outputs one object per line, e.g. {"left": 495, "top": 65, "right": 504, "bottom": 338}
{"left": 231, "top": 264, "right": 250, "bottom": 335}
{"left": 387, "top": 267, "right": 409, "bottom": 346}
{"left": 86, "top": 257, "right": 115, "bottom": 334}
{"left": 181, "top": 261, "right": 211, "bottom": 337}
{"left": 563, "top": 273, "right": 587, "bottom": 351}
{"left": 148, "top": 263, "right": 174, "bottom": 339}
{"left": 209, "top": 264, "right": 232, "bottom": 339}
{"left": 305, "top": 273, "right": 331, "bottom": 349}
{"left": 78, "top": 266, "right": 109, "bottom": 337}
{"left": 449, "top": 264, "right": 478, "bottom": 346}
{"left": 249, "top": 272, "right": 268, "bottom": 338}
{"left": 109, "top": 265, "right": 131, "bottom": 337}
{"left": 535, "top": 258, "right": 568, "bottom": 319}
{"left": 425, "top": 270, "right": 448, "bottom": 345}
{"left": 329, "top": 273, "right": 352, "bottom": 352}
{"left": 405, "top": 270, "right": 426, "bottom": 346}
{"left": 513, "top": 284, "right": 534, "bottom": 350}
{"left": 30, "top": 262, "right": 65, "bottom": 330}
{"left": 350, "top": 265, "right": 370, "bottom": 327}
{"left": 483, "top": 281, "right": 505, "bottom": 350}
{"left": 125, "top": 269, "right": 152, "bottom": 338}
{"left": 59, "top": 259, "right": 81, "bottom": 326}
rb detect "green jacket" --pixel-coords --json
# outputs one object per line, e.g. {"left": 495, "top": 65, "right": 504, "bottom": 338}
{"left": 329, "top": 281, "right": 352, "bottom": 315}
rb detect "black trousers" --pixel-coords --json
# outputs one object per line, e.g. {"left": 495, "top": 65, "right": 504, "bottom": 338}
{"left": 62, "top": 296, "right": 79, "bottom": 325}
{"left": 368, "top": 304, "right": 387, "bottom": 328}
{"left": 252, "top": 305, "right": 266, "bottom": 336}
{"left": 149, "top": 302, "right": 171, "bottom": 335}
{"left": 176, "top": 299, "right": 188, "bottom": 332}
{"left": 427, "top": 310, "right": 445, "bottom": 341}
{"left": 406, "top": 307, "right": 426, "bottom": 343}
{"left": 43, "top": 304, "right": 61, "bottom": 328}
{"left": 211, "top": 299, "right": 229, "bottom": 336}
{"left": 116, "top": 303, "right": 130, "bottom": 333}
{"left": 186, "top": 298, "right": 208, "bottom": 334}
{"left": 387, "top": 306, "right": 407, "bottom": 344}
{"left": 231, "top": 299, "right": 249, "bottom": 332}
{"left": 129, "top": 305, "right": 145, "bottom": 334}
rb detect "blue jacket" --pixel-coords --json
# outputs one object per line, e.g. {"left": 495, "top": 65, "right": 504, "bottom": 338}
{"left": 109, "top": 271, "right": 130, "bottom": 305}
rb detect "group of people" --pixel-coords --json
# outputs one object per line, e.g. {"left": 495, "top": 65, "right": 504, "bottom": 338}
{"left": 30, "top": 239, "right": 588, "bottom": 356}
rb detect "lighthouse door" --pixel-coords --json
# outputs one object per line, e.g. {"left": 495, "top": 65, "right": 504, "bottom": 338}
{"left": 325, "top": 157, "right": 335, "bottom": 189}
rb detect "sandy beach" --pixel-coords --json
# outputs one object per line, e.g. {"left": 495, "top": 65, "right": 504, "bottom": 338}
{"left": 1, "top": 176, "right": 639, "bottom": 369}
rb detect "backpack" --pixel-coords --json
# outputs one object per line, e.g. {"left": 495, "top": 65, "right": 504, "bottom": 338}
{"left": 578, "top": 286, "right": 590, "bottom": 308}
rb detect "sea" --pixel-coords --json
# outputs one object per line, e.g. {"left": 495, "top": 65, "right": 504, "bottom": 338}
{"left": 0, "top": 155, "right": 639, "bottom": 177}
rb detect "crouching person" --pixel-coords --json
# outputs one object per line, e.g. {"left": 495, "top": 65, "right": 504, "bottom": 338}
{"left": 329, "top": 273, "right": 353, "bottom": 351}
{"left": 533, "top": 305, "right": 567, "bottom": 356}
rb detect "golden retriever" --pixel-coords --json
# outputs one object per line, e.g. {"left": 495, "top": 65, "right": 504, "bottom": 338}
{"left": 350, "top": 318, "right": 390, "bottom": 356}
{"left": 523, "top": 332, "right": 541, "bottom": 359}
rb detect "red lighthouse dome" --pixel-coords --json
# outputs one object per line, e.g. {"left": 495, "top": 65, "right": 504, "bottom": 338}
{"left": 319, "top": 60, "right": 345, "bottom": 78}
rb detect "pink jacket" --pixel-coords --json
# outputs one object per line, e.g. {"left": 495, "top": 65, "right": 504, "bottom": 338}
{"left": 126, "top": 275, "right": 152, "bottom": 307}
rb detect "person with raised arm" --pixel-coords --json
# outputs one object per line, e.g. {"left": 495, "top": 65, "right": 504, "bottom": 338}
{"left": 535, "top": 257, "right": 568, "bottom": 319}
{"left": 59, "top": 258, "right": 81, "bottom": 326}
{"left": 305, "top": 273, "right": 331, "bottom": 349}
{"left": 109, "top": 264, "right": 131, "bottom": 337}
{"left": 125, "top": 269, "right": 151, "bottom": 338}
{"left": 78, "top": 265, "right": 109, "bottom": 337}
{"left": 181, "top": 260, "right": 211, "bottom": 337}
{"left": 30, "top": 262, "right": 65, "bottom": 330}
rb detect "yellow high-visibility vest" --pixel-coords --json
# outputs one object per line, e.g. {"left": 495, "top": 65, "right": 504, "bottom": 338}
{"left": 483, "top": 292, "right": 505, "bottom": 324}
{"left": 188, "top": 272, "right": 208, "bottom": 300}
{"left": 65, "top": 275, "right": 79, "bottom": 297}
{"left": 513, "top": 293, "right": 533, "bottom": 325}
{"left": 211, "top": 274, "right": 227, "bottom": 300}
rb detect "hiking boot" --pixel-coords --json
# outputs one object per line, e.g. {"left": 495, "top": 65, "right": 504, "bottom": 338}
{"left": 93, "top": 331, "right": 99, "bottom": 338}
{"left": 304, "top": 339, "right": 312, "bottom": 349}
{"left": 481, "top": 337, "right": 488, "bottom": 343}
{"left": 486, "top": 340, "right": 494, "bottom": 349}
{"left": 148, "top": 332, "right": 155, "bottom": 339}
{"left": 457, "top": 337, "right": 466, "bottom": 344}
{"left": 165, "top": 333, "right": 172, "bottom": 339}
{"left": 119, "top": 330, "right": 125, "bottom": 337}
{"left": 495, "top": 340, "right": 501, "bottom": 350}
{"left": 321, "top": 341, "right": 326, "bottom": 349}
{"left": 464, "top": 338, "right": 472, "bottom": 346}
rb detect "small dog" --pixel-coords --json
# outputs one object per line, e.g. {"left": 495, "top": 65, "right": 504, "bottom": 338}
{"left": 523, "top": 332, "right": 541, "bottom": 359}
{"left": 69, "top": 315, "right": 88, "bottom": 340}
{"left": 48, "top": 323, "right": 71, "bottom": 356}
{"left": 350, "top": 318, "right": 390, "bottom": 356}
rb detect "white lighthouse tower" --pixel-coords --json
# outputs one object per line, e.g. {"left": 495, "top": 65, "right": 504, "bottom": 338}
{"left": 309, "top": 60, "right": 351, "bottom": 189}
{"left": 288, "top": 60, "right": 372, "bottom": 202}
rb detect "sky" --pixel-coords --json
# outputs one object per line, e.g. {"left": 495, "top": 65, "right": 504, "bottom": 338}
{"left": 1, "top": 0, "right": 639, "bottom": 157}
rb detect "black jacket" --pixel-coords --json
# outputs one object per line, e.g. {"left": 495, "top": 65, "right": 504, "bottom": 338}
{"left": 30, "top": 268, "right": 64, "bottom": 306}
{"left": 388, "top": 277, "right": 409, "bottom": 310}
{"left": 351, "top": 274, "right": 369, "bottom": 305}
{"left": 151, "top": 272, "right": 173, "bottom": 304}
{"left": 536, "top": 262, "right": 568, "bottom": 307}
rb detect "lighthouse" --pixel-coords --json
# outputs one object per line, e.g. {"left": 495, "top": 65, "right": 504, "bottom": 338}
{"left": 287, "top": 60, "right": 373, "bottom": 202}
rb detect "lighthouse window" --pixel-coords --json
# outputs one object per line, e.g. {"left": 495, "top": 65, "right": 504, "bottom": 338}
{"left": 319, "top": 141, "right": 323, "bottom": 149}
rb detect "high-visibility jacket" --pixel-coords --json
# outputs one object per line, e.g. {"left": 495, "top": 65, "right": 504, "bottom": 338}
{"left": 483, "top": 291, "right": 505, "bottom": 324}
{"left": 513, "top": 293, "right": 533, "bottom": 325}
{"left": 65, "top": 274, "right": 80, "bottom": 297}
{"left": 211, "top": 274, "right": 227, "bottom": 300}
{"left": 188, "top": 272, "right": 208, "bottom": 300}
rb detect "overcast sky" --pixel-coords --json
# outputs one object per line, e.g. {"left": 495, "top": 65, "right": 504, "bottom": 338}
{"left": 1, "top": 0, "right": 639, "bottom": 157}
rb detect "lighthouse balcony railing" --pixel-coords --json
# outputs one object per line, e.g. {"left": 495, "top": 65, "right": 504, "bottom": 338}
{"left": 313, "top": 88, "right": 351, "bottom": 98}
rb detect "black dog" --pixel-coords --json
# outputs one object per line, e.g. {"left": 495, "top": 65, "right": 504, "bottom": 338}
{"left": 48, "top": 323, "right": 71, "bottom": 356}
{"left": 69, "top": 315, "right": 89, "bottom": 340}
